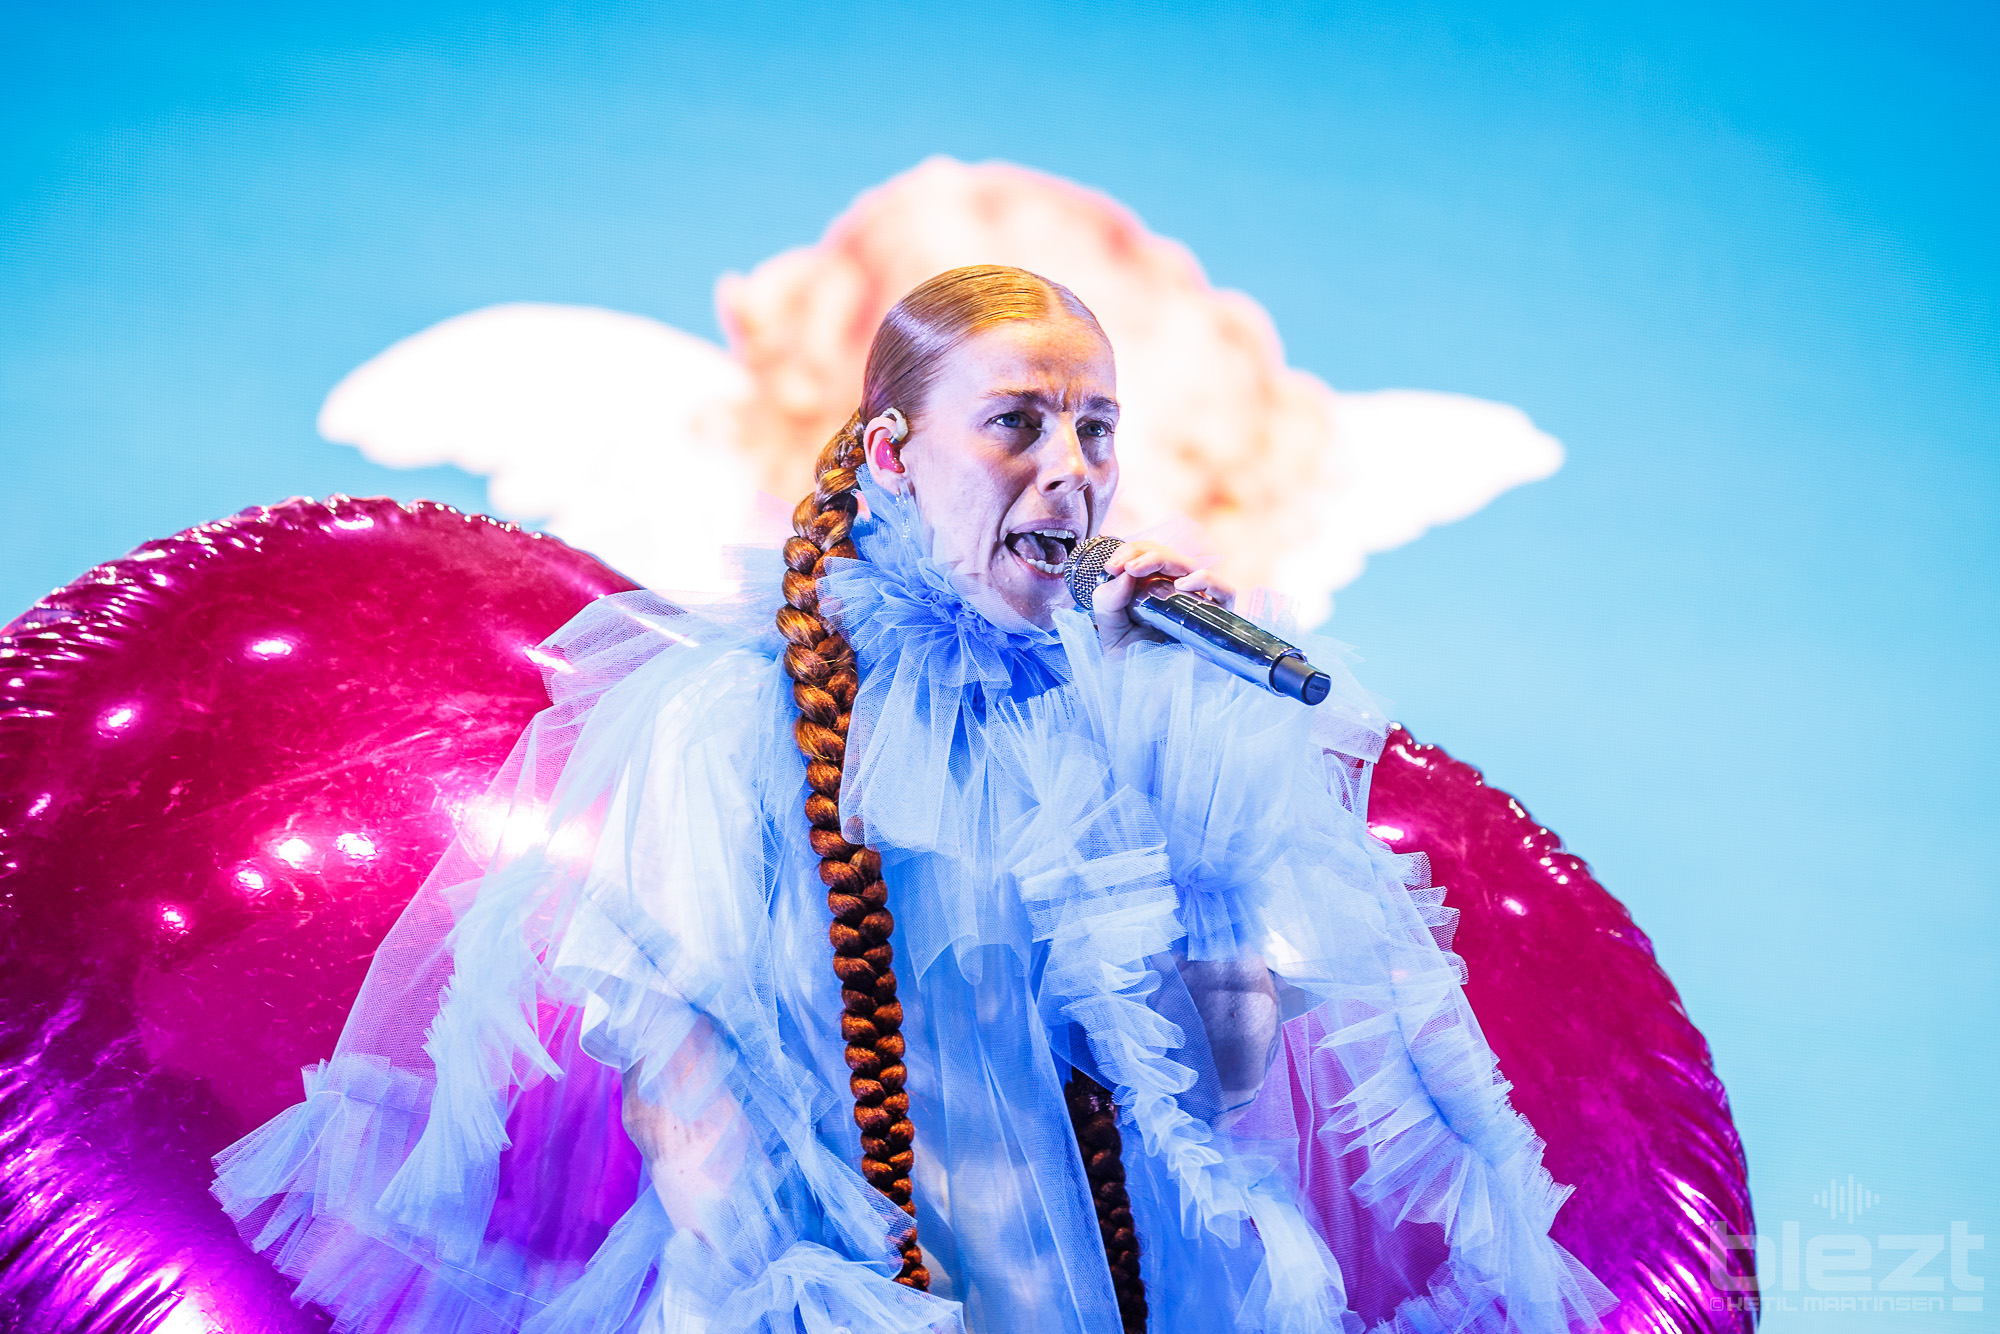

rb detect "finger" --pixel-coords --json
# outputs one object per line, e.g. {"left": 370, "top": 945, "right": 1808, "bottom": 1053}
{"left": 1118, "top": 548, "right": 1186, "bottom": 581}
{"left": 1100, "top": 540, "right": 1148, "bottom": 577}
{"left": 1092, "top": 573, "right": 1137, "bottom": 646}
{"left": 1091, "top": 569, "right": 1173, "bottom": 654}
{"left": 1092, "top": 570, "right": 1137, "bottom": 620}
{"left": 1173, "top": 569, "right": 1236, "bottom": 608}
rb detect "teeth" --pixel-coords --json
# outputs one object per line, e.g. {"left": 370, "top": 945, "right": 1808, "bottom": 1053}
{"left": 1006, "top": 528, "right": 1076, "bottom": 575}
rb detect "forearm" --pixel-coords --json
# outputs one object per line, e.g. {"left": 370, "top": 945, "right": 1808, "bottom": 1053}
{"left": 1175, "top": 952, "right": 1282, "bottom": 1126}
{"left": 619, "top": 1021, "right": 755, "bottom": 1243}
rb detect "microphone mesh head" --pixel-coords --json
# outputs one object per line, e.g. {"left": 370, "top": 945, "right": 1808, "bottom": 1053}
{"left": 1065, "top": 535, "right": 1124, "bottom": 611}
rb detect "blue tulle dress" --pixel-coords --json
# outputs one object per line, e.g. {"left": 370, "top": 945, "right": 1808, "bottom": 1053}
{"left": 212, "top": 477, "right": 1617, "bottom": 1334}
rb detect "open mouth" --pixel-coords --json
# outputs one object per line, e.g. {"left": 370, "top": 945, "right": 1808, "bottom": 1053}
{"left": 1004, "top": 527, "right": 1079, "bottom": 577}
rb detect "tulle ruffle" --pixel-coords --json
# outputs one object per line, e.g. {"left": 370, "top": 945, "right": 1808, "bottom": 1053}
{"left": 214, "top": 484, "right": 1613, "bottom": 1333}
{"left": 818, "top": 476, "right": 1069, "bottom": 866}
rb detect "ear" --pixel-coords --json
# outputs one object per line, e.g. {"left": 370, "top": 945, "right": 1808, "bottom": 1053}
{"left": 862, "top": 419, "right": 907, "bottom": 492}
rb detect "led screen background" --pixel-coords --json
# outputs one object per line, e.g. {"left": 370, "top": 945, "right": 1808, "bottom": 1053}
{"left": 2, "top": 4, "right": 1994, "bottom": 1329}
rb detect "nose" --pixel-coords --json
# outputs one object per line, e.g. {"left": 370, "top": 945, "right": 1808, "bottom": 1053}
{"left": 1039, "top": 418, "right": 1089, "bottom": 495}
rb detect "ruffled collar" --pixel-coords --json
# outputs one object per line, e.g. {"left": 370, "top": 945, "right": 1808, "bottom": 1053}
{"left": 818, "top": 475, "right": 1069, "bottom": 704}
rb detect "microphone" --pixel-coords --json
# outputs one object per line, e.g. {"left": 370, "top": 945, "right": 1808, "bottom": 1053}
{"left": 1064, "top": 536, "right": 1332, "bottom": 706}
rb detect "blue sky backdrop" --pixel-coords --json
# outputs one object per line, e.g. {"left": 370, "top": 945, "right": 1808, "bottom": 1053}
{"left": 3, "top": 4, "right": 1994, "bottom": 1327}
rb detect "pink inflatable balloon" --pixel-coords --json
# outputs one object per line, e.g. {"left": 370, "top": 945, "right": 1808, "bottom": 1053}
{"left": 0, "top": 497, "right": 635, "bottom": 1332}
{"left": 0, "top": 497, "right": 1753, "bottom": 1332}
{"left": 1366, "top": 733, "right": 1756, "bottom": 1331}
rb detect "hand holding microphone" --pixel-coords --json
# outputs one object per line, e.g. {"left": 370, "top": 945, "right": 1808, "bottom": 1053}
{"left": 1066, "top": 536, "right": 1332, "bottom": 705}
{"left": 1081, "top": 537, "right": 1237, "bottom": 653}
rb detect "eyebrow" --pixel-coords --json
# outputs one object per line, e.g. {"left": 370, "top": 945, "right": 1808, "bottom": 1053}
{"left": 982, "top": 387, "right": 1121, "bottom": 415}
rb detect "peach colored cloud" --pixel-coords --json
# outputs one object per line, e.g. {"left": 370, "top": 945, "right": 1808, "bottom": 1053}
{"left": 322, "top": 156, "right": 1559, "bottom": 623}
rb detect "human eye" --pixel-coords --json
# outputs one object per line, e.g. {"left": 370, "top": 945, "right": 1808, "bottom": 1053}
{"left": 988, "top": 408, "right": 1043, "bottom": 445}
{"left": 1078, "top": 417, "right": 1114, "bottom": 439}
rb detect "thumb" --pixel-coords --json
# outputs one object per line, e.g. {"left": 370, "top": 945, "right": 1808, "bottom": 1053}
{"left": 1092, "top": 570, "right": 1140, "bottom": 645}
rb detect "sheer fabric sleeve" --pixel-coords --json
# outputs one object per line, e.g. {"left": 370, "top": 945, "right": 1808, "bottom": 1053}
{"left": 1033, "top": 606, "right": 1615, "bottom": 1334}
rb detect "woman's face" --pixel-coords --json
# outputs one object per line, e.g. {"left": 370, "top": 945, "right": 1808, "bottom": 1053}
{"left": 866, "top": 316, "right": 1120, "bottom": 629}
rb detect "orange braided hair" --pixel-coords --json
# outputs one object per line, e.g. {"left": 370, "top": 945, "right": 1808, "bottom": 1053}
{"left": 777, "top": 412, "right": 928, "bottom": 1286}
{"left": 1067, "top": 1071, "right": 1148, "bottom": 1331}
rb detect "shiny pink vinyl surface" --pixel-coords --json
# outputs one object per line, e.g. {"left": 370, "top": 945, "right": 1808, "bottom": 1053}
{"left": 0, "top": 497, "right": 637, "bottom": 1332}
{"left": 0, "top": 497, "right": 1752, "bottom": 1331}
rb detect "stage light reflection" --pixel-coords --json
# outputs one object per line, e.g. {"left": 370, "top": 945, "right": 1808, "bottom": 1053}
{"left": 335, "top": 832, "right": 377, "bottom": 859}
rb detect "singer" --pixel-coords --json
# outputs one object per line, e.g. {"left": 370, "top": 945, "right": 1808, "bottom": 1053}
{"left": 212, "top": 267, "right": 1615, "bottom": 1334}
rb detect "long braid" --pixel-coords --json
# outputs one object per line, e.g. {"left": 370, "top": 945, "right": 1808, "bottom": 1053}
{"left": 1066, "top": 1071, "right": 1148, "bottom": 1331}
{"left": 777, "top": 413, "right": 928, "bottom": 1289}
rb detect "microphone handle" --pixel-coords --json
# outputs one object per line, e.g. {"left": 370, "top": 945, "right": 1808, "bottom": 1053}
{"left": 1129, "top": 584, "right": 1332, "bottom": 705}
